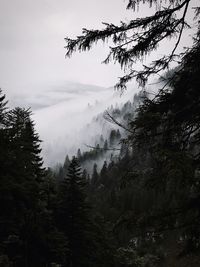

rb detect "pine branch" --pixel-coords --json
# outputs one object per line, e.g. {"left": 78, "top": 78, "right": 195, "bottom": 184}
{"left": 65, "top": 0, "right": 192, "bottom": 89}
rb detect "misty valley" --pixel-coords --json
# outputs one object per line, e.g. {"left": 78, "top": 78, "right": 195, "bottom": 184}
{"left": 1, "top": 0, "right": 200, "bottom": 266}
{"left": 1, "top": 71, "right": 200, "bottom": 267}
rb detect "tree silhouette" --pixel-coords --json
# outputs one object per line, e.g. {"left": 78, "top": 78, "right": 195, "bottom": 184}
{"left": 58, "top": 157, "right": 95, "bottom": 267}
{"left": 65, "top": 0, "right": 196, "bottom": 89}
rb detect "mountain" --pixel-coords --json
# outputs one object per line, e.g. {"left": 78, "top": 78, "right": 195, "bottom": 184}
{"left": 8, "top": 81, "right": 139, "bottom": 166}
{"left": 54, "top": 89, "right": 149, "bottom": 180}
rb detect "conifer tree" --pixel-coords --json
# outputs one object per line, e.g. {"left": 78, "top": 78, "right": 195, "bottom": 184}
{"left": 100, "top": 161, "right": 108, "bottom": 186}
{"left": 58, "top": 154, "right": 71, "bottom": 180}
{"left": 77, "top": 148, "right": 82, "bottom": 160}
{"left": 63, "top": 155, "right": 70, "bottom": 170}
{"left": 91, "top": 163, "right": 99, "bottom": 187}
{"left": 100, "top": 134, "right": 104, "bottom": 146}
{"left": 58, "top": 157, "right": 95, "bottom": 267}
{"left": 82, "top": 168, "right": 88, "bottom": 180}
{"left": 0, "top": 89, "right": 7, "bottom": 125}
{"left": 109, "top": 130, "right": 116, "bottom": 147}
{"left": 7, "top": 107, "right": 44, "bottom": 185}
{"left": 103, "top": 140, "right": 108, "bottom": 151}
{"left": 0, "top": 90, "right": 11, "bottom": 253}
{"left": 0, "top": 89, "right": 8, "bottom": 172}
{"left": 1, "top": 107, "right": 46, "bottom": 266}
{"left": 116, "top": 129, "right": 121, "bottom": 140}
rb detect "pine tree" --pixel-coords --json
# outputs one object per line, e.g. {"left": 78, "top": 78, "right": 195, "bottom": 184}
{"left": 82, "top": 169, "right": 87, "bottom": 180}
{"left": 91, "top": 163, "right": 99, "bottom": 187}
{"left": 0, "top": 89, "right": 9, "bottom": 172}
{"left": 100, "top": 134, "right": 104, "bottom": 146}
{"left": 103, "top": 140, "right": 108, "bottom": 151}
{"left": 77, "top": 148, "right": 82, "bottom": 160}
{"left": 109, "top": 130, "right": 116, "bottom": 147}
{"left": 1, "top": 107, "right": 46, "bottom": 266}
{"left": 116, "top": 129, "right": 121, "bottom": 140}
{"left": 58, "top": 154, "right": 71, "bottom": 180}
{"left": 7, "top": 107, "right": 44, "bottom": 185}
{"left": 0, "top": 89, "right": 7, "bottom": 125}
{"left": 58, "top": 157, "right": 94, "bottom": 267}
{"left": 100, "top": 161, "right": 108, "bottom": 186}
{"left": 0, "top": 90, "right": 11, "bottom": 255}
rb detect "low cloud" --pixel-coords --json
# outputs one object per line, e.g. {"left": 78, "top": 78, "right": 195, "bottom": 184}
{"left": 23, "top": 82, "right": 137, "bottom": 166}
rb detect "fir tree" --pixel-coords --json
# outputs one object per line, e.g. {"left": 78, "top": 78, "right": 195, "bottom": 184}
{"left": 100, "top": 161, "right": 108, "bottom": 186}
{"left": 7, "top": 107, "right": 44, "bottom": 184}
{"left": 1, "top": 107, "right": 47, "bottom": 266}
{"left": 0, "top": 89, "right": 9, "bottom": 172}
{"left": 58, "top": 157, "right": 95, "bottom": 267}
{"left": 109, "top": 130, "right": 116, "bottom": 147}
{"left": 103, "top": 140, "right": 108, "bottom": 151}
{"left": 100, "top": 134, "right": 104, "bottom": 146}
{"left": 91, "top": 163, "right": 99, "bottom": 187}
{"left": 0, "top": 89, "right": 7, "bottom": 125}
{"left": 63, "top": 155, "right": 70, "bottom": 172}
{"left": 0, "top": 90, "right": 11, "bottom": 255}
{"left": 77, "top": 148, "right": 82, "bottom": 160}
{"left": 82, "top": 169, "right": 88, "bottom": 180}
{"left": 116, "top": 129, "right": 121, "bottom": 140}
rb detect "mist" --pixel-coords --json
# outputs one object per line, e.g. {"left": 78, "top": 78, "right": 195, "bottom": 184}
{"left": 8, "top": 81, "right": 137, "bottom": 166}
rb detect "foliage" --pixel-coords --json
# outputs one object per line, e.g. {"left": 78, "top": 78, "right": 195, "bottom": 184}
{"left": 65, "top": 0, "right": 196, "bottom": 89}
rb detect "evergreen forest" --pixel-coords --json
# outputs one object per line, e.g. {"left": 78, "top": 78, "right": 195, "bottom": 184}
{"left": 1, "top": 0, "right": 200, "bottom": 266}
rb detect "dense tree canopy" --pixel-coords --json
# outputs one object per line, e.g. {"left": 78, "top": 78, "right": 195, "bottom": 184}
{"left": 65, "top": 0, "right": 200, "bottom": 265}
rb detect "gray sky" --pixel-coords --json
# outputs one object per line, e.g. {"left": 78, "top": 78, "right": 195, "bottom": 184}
{"left": 0, "top": 0, "right": 135, "bottom": 95}
{"left": 0, "top": 0, "right": 197, "bottom": 96}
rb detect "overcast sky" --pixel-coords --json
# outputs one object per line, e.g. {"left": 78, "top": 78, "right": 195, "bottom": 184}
{"left": 0, "top": 0, "right": 197, "bottom": 97}
{"left": 0, "top": 0, "right": 135, "bottom": 96}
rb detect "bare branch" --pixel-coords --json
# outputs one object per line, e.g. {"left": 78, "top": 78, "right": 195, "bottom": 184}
{"left": 85, "top": 144, "right": 121, "bottom": 151}
{"left": 104, "top": 111, "right": 134, "bottom": 133}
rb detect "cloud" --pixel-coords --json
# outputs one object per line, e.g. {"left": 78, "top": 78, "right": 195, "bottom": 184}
{"left": 25, "top": 82, "right": 137, "bottom": 166}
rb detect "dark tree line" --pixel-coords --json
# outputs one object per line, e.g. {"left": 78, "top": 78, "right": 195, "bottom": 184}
{"left": 0, "top": 91, "right": 47, "bottom": 266}
{"left": 0, "top": 91, "right": 112, "bottom": 267}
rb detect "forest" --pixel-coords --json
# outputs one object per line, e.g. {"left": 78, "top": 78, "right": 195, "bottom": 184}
{"left": 1, "top": 0, "right": 200, "bottom": 266}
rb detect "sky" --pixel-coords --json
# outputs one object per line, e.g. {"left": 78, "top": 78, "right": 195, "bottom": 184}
{"left": 0, "top": 0, "right": 134, "bottom": 95}
{"left": 0, "top": 0, "right": 197, "bottom": 96}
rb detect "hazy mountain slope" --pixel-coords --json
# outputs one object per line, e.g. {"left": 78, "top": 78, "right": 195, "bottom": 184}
{"left": 13, "top": 82, "right": 137, "bottom": 166}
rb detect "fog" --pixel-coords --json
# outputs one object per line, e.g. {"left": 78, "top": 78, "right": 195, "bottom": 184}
{"left": 9, "top": 81, "right": 138, "bottom": 166}
{"left": 34, "top": 83, "right": 138, "bottom": 166}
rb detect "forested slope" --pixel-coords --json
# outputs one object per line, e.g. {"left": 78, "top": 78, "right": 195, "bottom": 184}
{"left": 1, "top": 0, "right": 200, "bottom": 266}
